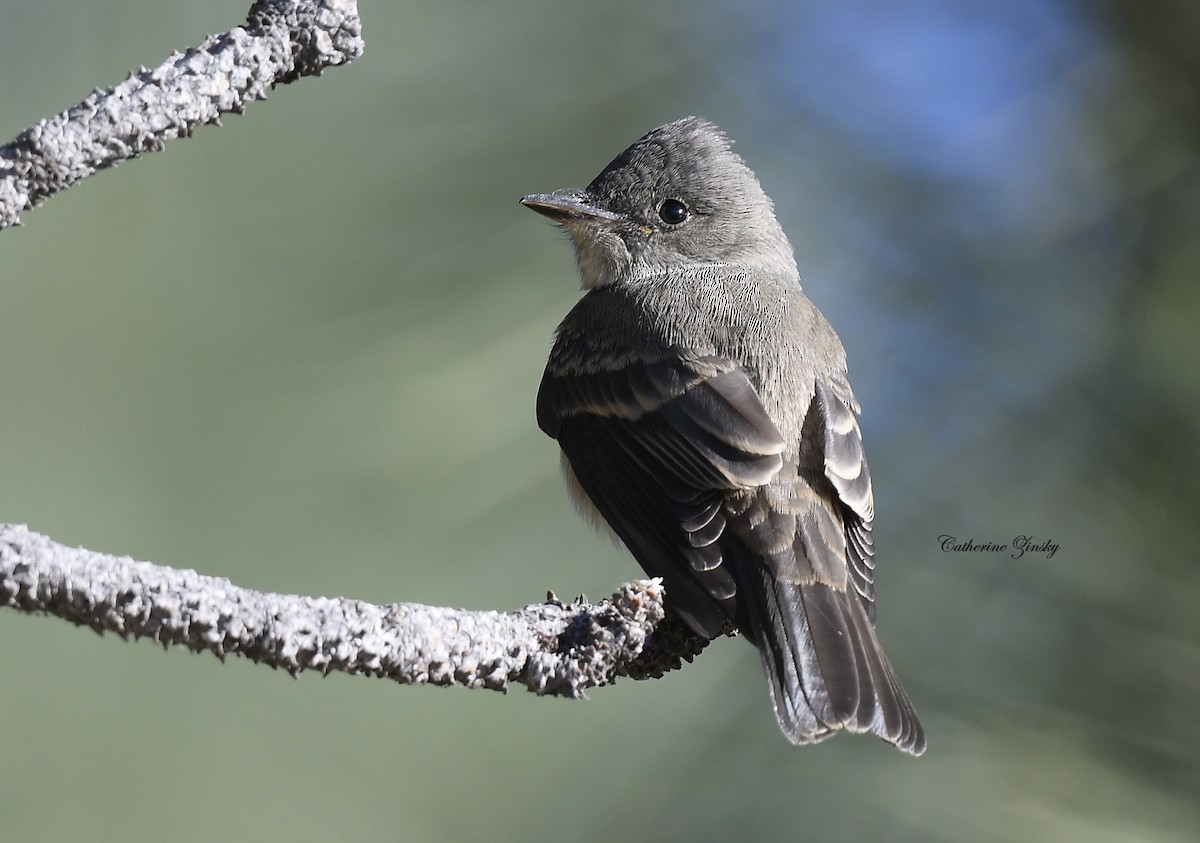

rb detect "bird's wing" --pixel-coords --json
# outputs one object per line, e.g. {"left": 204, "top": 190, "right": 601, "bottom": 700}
{"left": 537, "top": 353, "right": 786, "bottom": 637}
{"left": 814, "top": 376, "right": 877, "bottom": 618}
{"left": 723, "top": 376, "right": 921, "bottom": 752}
{"left": 540, "top": 348, "right": 924, "bottom": 752}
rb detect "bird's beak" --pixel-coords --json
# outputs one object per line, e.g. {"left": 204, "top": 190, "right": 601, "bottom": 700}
{"left": 520, "top": 191, "right": 623, "bottom": 226}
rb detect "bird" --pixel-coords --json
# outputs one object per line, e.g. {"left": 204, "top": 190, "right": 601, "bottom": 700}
{"left": 521, "top": 117, "right": 925, "bottom": 755}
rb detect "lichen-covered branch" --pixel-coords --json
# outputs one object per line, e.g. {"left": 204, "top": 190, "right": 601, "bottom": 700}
{"left": 0, "top": 523, "right": 712, "bottom": 697}
{"left": 0, "top": 0, "right": 364, "bottom": 230}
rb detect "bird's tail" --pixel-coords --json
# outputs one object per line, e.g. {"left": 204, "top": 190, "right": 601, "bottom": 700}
{"left": 741, "top": 570, "right": 926, "bottom": 755}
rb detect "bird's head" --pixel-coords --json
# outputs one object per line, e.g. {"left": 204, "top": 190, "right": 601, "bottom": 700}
{"left": 522, "top": 117, "right": 797, "bottom": 289}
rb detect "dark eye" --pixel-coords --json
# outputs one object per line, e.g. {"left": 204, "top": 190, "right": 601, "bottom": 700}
{"left": 657, "top": 198, "right": 689, "bottom": 225}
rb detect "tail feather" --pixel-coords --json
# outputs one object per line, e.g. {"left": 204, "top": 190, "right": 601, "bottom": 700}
{"left": 744, "top": 570, "right": 926, "bottom": 755}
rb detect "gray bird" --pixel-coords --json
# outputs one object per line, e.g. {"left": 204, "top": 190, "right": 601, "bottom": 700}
{"left": 522, "top": 117, "right": 925, "bottom": 755}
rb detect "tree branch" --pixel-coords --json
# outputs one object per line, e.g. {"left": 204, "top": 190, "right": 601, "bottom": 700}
{"left": 0, "top": 523, "right": 712, "bottom": 697}
{"left": 0, "top": 0, "right": 364, "bottom": 231}
{"left": 0, "top": 0, "right": 719, "bottom": 700}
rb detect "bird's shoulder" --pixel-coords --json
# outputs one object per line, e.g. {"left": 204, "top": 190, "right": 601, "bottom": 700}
{"left": 548, "top": 264, "right": 820, "bottom": 353}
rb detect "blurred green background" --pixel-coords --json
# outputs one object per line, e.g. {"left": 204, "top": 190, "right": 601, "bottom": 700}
{"left": 2, "top": 1, "right": 1198, "bottom": 840}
